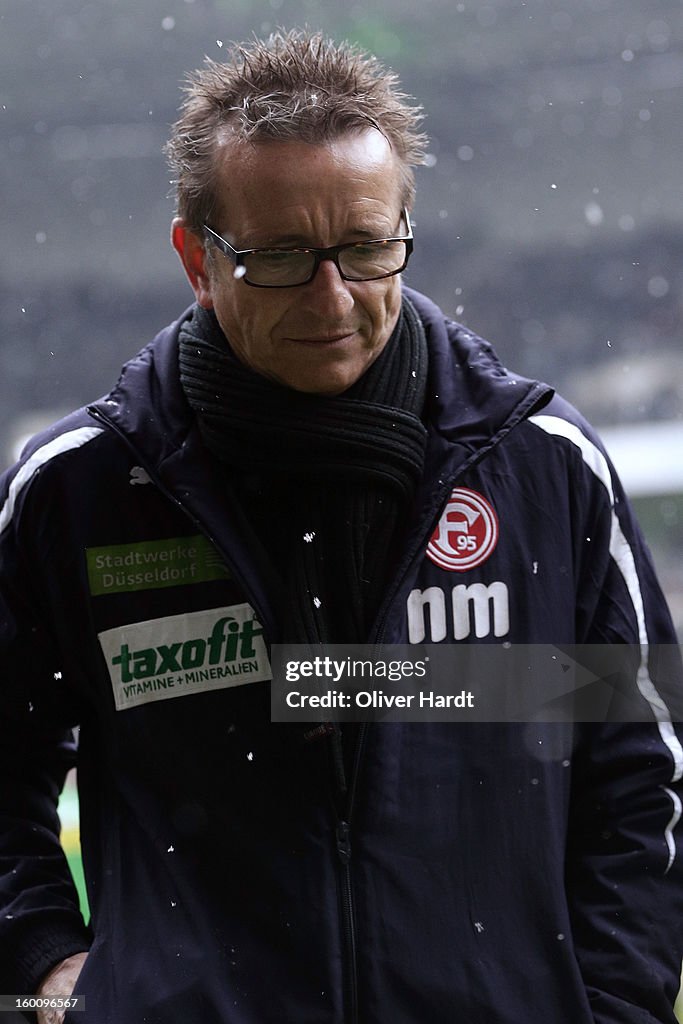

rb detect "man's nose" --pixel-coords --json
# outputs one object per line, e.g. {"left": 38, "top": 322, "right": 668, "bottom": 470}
{"left": 302, "top": 258, "right": 355, "bottom": 314}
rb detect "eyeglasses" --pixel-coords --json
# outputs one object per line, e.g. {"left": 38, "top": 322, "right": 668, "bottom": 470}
{"left": 202, "top": 209, "right": 414, "bottom": 288}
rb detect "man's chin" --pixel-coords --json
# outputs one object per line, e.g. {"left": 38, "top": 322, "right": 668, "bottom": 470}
{"left": 268, "top": 344, "right": 385, "bottom": 396}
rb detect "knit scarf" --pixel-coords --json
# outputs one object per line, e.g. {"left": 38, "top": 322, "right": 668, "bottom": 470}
{"left": 178, "top": 297, "right": 428, "bottom": 645}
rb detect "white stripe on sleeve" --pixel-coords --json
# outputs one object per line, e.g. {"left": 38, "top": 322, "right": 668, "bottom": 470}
{"left": 530, "top": 413, "right": 683, "bottom": 870}
{"left": 0, "top": 426, "right": 104, "bottom": 538}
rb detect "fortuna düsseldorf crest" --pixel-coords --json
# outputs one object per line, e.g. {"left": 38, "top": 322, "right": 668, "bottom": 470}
{"left": 427, "top": 487, "right": 499, "bottom": 571}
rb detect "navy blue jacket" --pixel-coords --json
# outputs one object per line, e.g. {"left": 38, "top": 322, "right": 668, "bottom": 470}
{"left": 1, "top": 287, "right": 682, "bottom": 1023}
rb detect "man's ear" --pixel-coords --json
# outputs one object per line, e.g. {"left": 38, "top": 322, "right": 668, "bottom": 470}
{"left": 171, "top": 219, "right": 214, "bottom": 309}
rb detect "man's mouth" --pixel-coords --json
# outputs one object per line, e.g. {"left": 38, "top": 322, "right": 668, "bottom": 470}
{"left": 285, "top": 332, "right": 357, "bottom": 346}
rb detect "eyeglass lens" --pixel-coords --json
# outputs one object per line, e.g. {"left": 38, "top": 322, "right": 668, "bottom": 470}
{"left": 243, "top": 239, "right": 407, "bottom": 285}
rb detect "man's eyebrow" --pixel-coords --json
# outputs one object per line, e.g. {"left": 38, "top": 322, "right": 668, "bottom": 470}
{"left": 256, "top": 234, "right": 311, "bottom": 248}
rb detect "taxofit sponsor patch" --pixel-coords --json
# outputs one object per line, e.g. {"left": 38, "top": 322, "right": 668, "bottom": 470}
{"left": 99, "top": 604, "right": 271, "bottom": 710}
{"left": 427, "top": 488, "right": 499, "bottom": 571}
{"left": 86, "top": 535, "right": 229, "bottom": 596}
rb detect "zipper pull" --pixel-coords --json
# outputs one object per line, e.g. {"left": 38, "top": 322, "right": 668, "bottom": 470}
{"left": 330, "top": 724, "right": 348, "bottom": 798}
{"left": 336, "top": 820, "right": 352, "bottom": 865}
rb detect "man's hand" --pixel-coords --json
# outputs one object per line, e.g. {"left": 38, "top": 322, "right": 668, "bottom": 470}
{"left": 36, "top": 952, "right": 88, "bottom": 1024}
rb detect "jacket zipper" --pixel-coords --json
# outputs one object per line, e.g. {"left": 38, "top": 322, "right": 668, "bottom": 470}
{"left": 332, "top": 722, "right": 367, "bottom": 1024}
{"left": 327, "top": 471, "right": 457, "bottom": 1024}
{"left": 327, "top": 473, "right": 458, "bottom": 1018}
{"left": 336, "top": 820, "right": 356, "bottom": 1024}
{"left": 328, "top": 478, "right": 467, "bottom": 1021}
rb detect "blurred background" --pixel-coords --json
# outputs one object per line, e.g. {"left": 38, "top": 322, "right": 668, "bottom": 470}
{"left": 1, "top": 0, "right": 682, "bottom": 637}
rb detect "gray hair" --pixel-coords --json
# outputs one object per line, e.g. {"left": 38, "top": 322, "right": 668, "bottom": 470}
{"left": 165, "top": 29, "right": 428, "bottom": 233}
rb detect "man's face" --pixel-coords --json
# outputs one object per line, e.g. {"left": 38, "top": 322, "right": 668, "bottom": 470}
{"left": 173, "top": 130, "right": 406, "bottom": 395}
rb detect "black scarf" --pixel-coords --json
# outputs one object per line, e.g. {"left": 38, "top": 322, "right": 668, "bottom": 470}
{"left": 178, "top": 297, "right": 428, "bottom": 644}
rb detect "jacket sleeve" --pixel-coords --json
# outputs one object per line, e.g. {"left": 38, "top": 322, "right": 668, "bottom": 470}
{"left": 0, "top": 463, "right": 91, "bottom": 996}
{"left": 564, "top": 419, "right": 683, "bottom": 1023}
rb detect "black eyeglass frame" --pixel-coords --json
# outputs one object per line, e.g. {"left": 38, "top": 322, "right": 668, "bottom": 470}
{"left": 202, "top": 208, "right": 414, "bottom": 288}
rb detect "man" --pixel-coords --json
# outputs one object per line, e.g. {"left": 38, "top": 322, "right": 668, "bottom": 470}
{"left": 0, "top": 29, "right": 682, "bottom": 1024}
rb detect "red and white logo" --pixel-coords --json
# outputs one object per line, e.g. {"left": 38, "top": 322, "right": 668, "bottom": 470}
{"left": 427, "top": 487, "right": 499, "bottom": 572}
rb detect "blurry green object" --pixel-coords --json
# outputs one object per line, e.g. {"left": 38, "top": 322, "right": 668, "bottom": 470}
{"left": 58, "top": 772, "right": 90, "bottom": 921}
{"left": 65, "top": 848, "right": 88, "bottom": 921}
